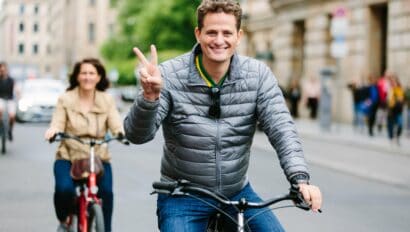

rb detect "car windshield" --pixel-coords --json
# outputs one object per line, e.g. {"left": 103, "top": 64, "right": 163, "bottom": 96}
{"left": 22, "top": 80, "right": 65, "bottom": 94}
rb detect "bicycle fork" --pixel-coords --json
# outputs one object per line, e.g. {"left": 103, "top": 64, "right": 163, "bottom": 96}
{"left": 78, "top": 191, "right": 88, "bottom": 232}
{"left": 78, "top": 145, "right": 99, "bottom": 232}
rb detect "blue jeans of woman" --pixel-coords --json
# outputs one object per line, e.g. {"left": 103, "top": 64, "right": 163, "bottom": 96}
{"left": 156, "top": 183, "right": 285, "bottom": 232}
{"left": 53, "top": 159, "right": 113, "bottom": 232}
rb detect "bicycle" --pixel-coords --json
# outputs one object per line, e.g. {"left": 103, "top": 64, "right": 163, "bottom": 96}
{"left": 0, "top": 100, "right": 9, "bottom": 154}
{"left": 152, "top": 179, "right": 321, "bottom": 232}
{"left": 50, "top": 132, "right": 129, "bottom": 232}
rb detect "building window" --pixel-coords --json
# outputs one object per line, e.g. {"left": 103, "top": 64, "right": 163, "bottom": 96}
{"left": 33, "top": 23, "right": 39, "bottom": 33}
{"left": 19, "top": 22, "right": 25, "bottom": 32}
{"left": 34, "top": 4, "right": 39, "bottom": 14}
{"left": 33, "top": 44, "right": 39, "bottom": 55}
{"left": 88, "top": 23, "right": 95, "bottom": 43}
{"left": 18, "top": 43, "right": 25, "bottom": 54}
{"left": 19, "top": 4, "right": 25, "bottom": 15}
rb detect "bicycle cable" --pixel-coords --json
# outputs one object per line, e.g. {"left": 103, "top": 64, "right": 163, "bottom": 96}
{"left": 246, "top": 204, "right": 297, "bottom": 224}
{"left": 187, "top": 194, "right": 238, "bottom": 226}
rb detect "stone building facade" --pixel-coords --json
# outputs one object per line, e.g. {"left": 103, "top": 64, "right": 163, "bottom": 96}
{"left": 0, "top": 0, "right": 117, "bottom": 80}
{"left": 240, "top": 0, "right": 410, "bottom": 122}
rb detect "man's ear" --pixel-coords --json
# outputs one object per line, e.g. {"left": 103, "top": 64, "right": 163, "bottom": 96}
{"left": 194, "top": 27, "right": 201, "bottom": 43}
{"left": 237, "top": 29, "right": 243, "bottom": 46}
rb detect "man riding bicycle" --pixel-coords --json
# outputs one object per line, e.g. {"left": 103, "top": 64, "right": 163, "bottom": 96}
{"left": 124, "top": 0, "right": 322, "bottom": 231}
{"left": 0, "top": 62, "right": 16, "bottom": 141}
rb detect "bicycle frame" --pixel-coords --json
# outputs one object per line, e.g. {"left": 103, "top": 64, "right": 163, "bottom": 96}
{"left": 152, "top": 180, "right": 317, "bottom": 232}
{"left": 77, "top": 140, "right": 100, "bottom": 232}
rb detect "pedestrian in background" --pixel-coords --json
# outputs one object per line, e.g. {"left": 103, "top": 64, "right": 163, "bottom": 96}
{"left": 386, "top": 74, "right": 404, "bottom": 145}
{"left": 375, "top": 70, "right": 390, "bottom": 134}
{"left": 404, "top": 81, "right": 410, "bottom": 137}
{"left": 287, "top": 78, "right": 301, "bottom": 118}
{"left": 303, "top": 76, "right": 321, "bottom": 119}
{"left": 347, "top": 78, "right": 368, "bottom": 132}
{"left": 362, "top": 74, "right": 379, "bottom": 137}
{"left": 44, "top": 58, "right": 124, "bottom": 232}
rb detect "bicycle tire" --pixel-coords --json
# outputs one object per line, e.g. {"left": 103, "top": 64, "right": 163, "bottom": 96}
{"left": 87, "top": 203, "right": 105, "bottom": 232}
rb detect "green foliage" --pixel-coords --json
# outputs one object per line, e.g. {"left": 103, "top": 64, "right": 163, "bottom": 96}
{"left": 101, "top": 0, "right": 202, "bottom": 85}
{"left": 110, "top": 0, "right": 118, "bottom": 7}
{"left": 106, "top": 59, "right": 137, "bottom": 86}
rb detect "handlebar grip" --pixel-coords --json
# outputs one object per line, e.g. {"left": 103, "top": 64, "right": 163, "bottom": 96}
{"left": 48, "top": 132, "right": 64, "bottom": 143}
{"left": 289, "top": 184, "right": 320, "bottom": 212}
{"left": 152, "top": 181, "right": 178, "bottom": 191}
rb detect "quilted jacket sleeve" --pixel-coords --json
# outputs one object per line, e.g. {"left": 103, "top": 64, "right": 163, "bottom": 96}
{"left": 123, "top": 87, "right": 171, "bottom": 144}
{"left": 255, "top": 63, "right": 310, "bottom": 183}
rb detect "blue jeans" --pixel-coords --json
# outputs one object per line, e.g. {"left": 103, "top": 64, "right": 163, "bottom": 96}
{"left": 387, "top": 113, "right": 403, "bottom": 140}
{"left": 53, "top": 159, "right": 113, "bottom": 232}
{"left": 156, "top": 183, "right": 284, "bottom": 232}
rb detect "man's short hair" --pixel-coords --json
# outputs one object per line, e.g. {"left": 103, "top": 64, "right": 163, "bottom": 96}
{"left": 197, "top": 0, "right": 242, "bottom": 30}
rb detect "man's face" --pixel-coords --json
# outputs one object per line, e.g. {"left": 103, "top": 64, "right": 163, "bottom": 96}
{"left": 195, "top": 12, "right": 242, "bottom": 65}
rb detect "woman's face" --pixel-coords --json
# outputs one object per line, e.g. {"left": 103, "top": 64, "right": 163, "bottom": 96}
{"left": 77, "top": 63, "right": 101, "bottom": 92}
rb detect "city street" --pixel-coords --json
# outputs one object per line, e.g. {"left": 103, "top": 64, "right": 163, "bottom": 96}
{"left": 0, "top": 122, "right": 409, "bottom": 231}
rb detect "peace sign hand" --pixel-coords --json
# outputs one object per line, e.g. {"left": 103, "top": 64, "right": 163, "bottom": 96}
{"left": 133, "top": 44, "right": 163, "bottom": 101}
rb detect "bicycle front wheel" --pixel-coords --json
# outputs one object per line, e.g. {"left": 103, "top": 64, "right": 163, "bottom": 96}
{"left": 87, "top": 203, "right": 105, "bottom": 232}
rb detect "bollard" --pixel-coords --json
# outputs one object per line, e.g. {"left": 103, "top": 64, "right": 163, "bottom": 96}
{"left": 318, "top": 67, "right": 335, "bottom": 131}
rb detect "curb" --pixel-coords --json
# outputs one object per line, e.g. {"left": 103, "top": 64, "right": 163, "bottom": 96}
{"left": 298, "top": 131, "right": 410, "bottom": 157}
{"left": 252, "top": 129, "right": 410, "bottom": 189}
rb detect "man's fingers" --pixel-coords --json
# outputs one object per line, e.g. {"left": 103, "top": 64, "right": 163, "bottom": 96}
{"left": 299, "top": 184, "right": 322, "bottom": 212}
{"left": 133, "top": 47, "right": 149, "bottom": 66}
{"left": 310, "top": 186, "right": 322, "bottom": 212}
{"left": 299, "top": 184, "right": 311, "bottom": 204}
{"left": 139, "top": 68, "right": 151, "bottom": 81}
{"left": 150, "top": 44, "right": 158, "bottom": 66}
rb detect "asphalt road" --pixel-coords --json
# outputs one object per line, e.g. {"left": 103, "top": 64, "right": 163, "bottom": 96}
{"left": 0, "top": 123, "right": 409, "bottom": 231}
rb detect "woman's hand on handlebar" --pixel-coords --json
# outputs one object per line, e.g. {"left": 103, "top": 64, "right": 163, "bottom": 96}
{"left": 298, "top": 183, "right": 322, "bottom": 213}
{"left": 44, "top": 127, "right": 59, "bottom": 141}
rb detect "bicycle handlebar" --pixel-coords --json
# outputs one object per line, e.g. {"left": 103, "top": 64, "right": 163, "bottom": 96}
{"left": 152, "top": 179, "right": 315, "bottom": 212}
{"left": 49, "top": 132, "right": 130, "bottom": 146}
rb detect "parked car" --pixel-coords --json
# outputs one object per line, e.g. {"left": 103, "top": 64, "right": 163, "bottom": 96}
{"left": 119, "top": 86, "right": 138, "bottom": 102}
{"left": 16, "top": 79, "right": 66, "bottom": 123}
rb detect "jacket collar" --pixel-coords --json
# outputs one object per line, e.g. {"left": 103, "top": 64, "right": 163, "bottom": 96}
{"left": 188, "top": 44, "right": 243, "bottom": 86}
{"left": 65, "top": 87, "right": 106, "bottom": 114}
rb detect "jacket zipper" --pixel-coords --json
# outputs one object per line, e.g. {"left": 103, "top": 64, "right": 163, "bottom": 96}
{"left": 215, "top": 118, "right": 221, "bottom": 192}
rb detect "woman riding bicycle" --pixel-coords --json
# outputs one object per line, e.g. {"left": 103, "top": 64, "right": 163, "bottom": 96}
{"left": 124, "top": 0, "right": 322, "bottom": 231}
{"left": 44, "top": 58, "right": 124, "bottom": 232}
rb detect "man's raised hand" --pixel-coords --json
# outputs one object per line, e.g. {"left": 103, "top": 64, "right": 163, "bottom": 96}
{"left": 133, "top": 44, "right": 163, "bottom": 101}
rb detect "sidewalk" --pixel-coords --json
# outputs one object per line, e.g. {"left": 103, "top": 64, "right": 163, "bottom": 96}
{"left": 252, "top": 119, "right": 410, "bottom": 189}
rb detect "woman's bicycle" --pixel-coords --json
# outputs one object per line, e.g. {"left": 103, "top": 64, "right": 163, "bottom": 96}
{"left": 50, "top": 132, "right": 129, "bottom": 232}
{"left": 152, "top": 179, "right": 320, "bottom": 232}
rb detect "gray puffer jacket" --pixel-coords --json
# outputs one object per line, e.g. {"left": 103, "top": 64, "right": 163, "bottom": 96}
{"left": 124, "top": 45, "right": 309, "bottom": 197}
